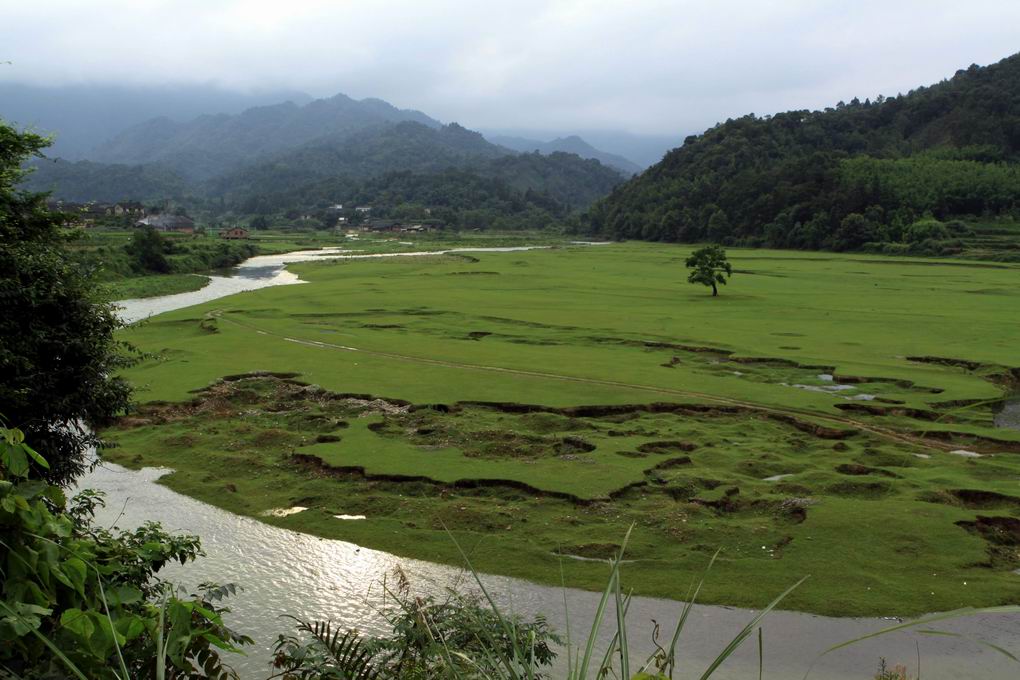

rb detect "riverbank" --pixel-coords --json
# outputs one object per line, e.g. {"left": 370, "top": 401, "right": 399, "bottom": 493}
{"left": 103, "top": 272, "right": 211, "bottom": 299}
{"left": 106, "top": 242, "right": 1020, "bottom": 619}
{"left": 85, "top": 228, "right": 575, "bottom": 298}
{"left": 80, "top": 462, "right": 1020, "bottom": 679}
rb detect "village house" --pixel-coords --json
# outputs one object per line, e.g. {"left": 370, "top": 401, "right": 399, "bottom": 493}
{"left": 111, "top": 202, "right": 146, "bottom": 216}
{"left": 360, "top": 220, "right": 441, "bottom": 234}
{"left": 220, "top": 227, "right": 250, "bottom": 240}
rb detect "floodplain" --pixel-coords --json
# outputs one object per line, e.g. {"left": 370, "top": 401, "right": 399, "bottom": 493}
{"left": 106, "top": 242, "right": 1020, "bottom": 616}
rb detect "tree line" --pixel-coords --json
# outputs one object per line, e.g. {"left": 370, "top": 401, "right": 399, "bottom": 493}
{"left": 583, "top": 53, "right": 1020, "bottom": 253}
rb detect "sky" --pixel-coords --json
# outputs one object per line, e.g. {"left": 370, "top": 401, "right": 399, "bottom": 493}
{"left": 2, "top": 0, "right": 1020, "bottom": 136}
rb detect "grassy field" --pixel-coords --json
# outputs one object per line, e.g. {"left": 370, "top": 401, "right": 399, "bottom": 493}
{"left": 103, "top": 273, "right": 210, "bottom": 299}
{"left": 104, "top": 242, "right": 1020, "bottom": 616}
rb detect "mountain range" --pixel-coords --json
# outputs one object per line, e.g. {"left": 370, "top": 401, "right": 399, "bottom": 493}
{"left": 17, "top": 91, "right": 627, "bottom": 226}
{"left": 0, "top": 82, "right": 314, "bottom": 159}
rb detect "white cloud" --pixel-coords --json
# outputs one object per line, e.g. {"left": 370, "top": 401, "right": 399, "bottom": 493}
{"left": 1, "top": 0, "right": 1018, "bottom": 134}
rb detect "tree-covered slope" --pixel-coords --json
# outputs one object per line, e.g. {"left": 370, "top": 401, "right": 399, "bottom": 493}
{"left": 22, "top": 158, "right": 189, "bottom": 203}
{"left": 212, "top": 125, "right": 623, "bottom": 218}
{"left": 585, "top": 53, "right": 1020, "bottom": 251}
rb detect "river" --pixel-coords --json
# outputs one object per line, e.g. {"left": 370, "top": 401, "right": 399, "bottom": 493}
{"left": 85, "top": 245, "right": 1020, "bottom": 679}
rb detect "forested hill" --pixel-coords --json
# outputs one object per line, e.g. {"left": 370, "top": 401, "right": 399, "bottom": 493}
{"left": 22, "top": 115, "right": 624, "bottom": 229}
{"left": 584, "top": 53, "right": 1020, "bottom": 253}
{"left": 221, "top": 143, "right": 622, "bottom": 217}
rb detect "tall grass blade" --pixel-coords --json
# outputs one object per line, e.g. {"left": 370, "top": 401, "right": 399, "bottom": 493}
{"left": 918, "top": 629, "right": 1020, "bottom": 663}
{"left": 576, "top": 525, "right": 633, "bottom": 679}
{"left": 817, "top": 605, "right": 1020, "bottom": 657}
{"left": 758, "top": 627, "right": 764, "bottom": 680}
{"left": 614, "top": 566, "right": 630, "bottom": 679}
{"left": 559, "top": 559, "right": 574, "bottom": 679}
{"left": 698, "top": 576, "right": 807, "bottom": 680}
{"left": 663, "top": 548, "right": 721, "bottom": 677}
{"left": 596, "top": 590, "right": 632, "bottom": 677}
{"left": 443, "top": 525, "right": 532, "bottom": 679}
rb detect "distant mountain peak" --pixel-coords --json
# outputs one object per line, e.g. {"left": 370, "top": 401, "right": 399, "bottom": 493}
{"left": 90, "top": 92, "right": 444, "bottom": 180}
{"left": 484, "top": 133, "right": 641, "bottom": 175}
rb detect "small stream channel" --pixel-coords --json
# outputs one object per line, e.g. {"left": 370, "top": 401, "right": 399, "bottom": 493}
{"left": 995, "top": 396, "right": 1020, "bottom": 431}
{"left": 91, "top": 245, "right": 1020, "bottom": 678}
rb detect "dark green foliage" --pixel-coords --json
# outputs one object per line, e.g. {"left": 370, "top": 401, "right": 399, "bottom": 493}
{"left": 125, "top": 227, "right": 170, "bottom": 273}
{"left": 216, "top": 128, "right": 623, "bottom": 227}
{"left": 0, "top": 119, "right": 133, "bottom": 485}
{"left": 0, "top": 426, "right": 251, "bottom": 678}
{"left": 685, "top": 245, "right": 733, "bottom": 296}
{"left": 22, "top": 158, "right": 188, "bottom": 203}
{"left": 272, "top": 620, "right": 381, "bottom": 679}
{"left": 272, "top": 587, "right": 558, "bottom": 680}
{"left": 585, "top": 53, "right": 1020, "bottom": 250}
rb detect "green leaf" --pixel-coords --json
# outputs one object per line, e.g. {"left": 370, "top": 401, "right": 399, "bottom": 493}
{"left": 107, "top": 585, "right": 143, "bottom": 607}
{"left": 1, "top": 602, "right": 52, "bottom": 636}
{"left": 62, "top": 557, "right": 88, "bottom": 595}
{"left": 3, "top": 442, "right": 29, "bottom": 478}
{"left": 60, "top": 608, "right": 95, "bottom": 640}
{"left": 115, "top": 613, "right": 147, "bottom": 641}
{"left": 22, "top": 443, "right": 49, "bottom": 469}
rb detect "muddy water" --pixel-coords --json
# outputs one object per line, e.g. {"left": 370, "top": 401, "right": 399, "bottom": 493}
{"left": 105, "top": 245, "right": 1020, "bottom": 678}
{"left": 78, "top": 464, "right": 1020, "bottom": 679}
{"left": 995, "top": 396, "right": 1020, "bottom": 431}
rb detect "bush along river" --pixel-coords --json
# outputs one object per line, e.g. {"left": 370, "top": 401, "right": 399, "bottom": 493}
{"left": 86, "top": 246, "right": 1020, "bottom": 679}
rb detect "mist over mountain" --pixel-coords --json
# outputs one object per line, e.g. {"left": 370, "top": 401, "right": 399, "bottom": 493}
{"left": 486, "top": 134, "right": 642, "bottom": 175}
{"left": 91, "top": 93, "right": 442, "bottom": 180}
{"left": 482, "top": 129, "right": 680, "bottom": 170}
{"left": 0, "top": 82, "right": 313, "bottom": 159}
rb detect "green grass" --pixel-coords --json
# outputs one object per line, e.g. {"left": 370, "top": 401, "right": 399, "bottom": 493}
{"left": 105, "top": 242, "right": 1020, "bottom": 616}
{"left": 103, "top": 273, "right": 210, "bottom": 299}
{"left": 106, "top": 374, "right": 1020, "bottom": 618}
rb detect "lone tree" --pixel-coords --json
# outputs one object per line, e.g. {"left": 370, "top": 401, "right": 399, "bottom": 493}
{"left": 0, "top": 119, "right": 133, "bottom": 485}
{"left": 685, "top": 244, "right": 733, "bottom": 296}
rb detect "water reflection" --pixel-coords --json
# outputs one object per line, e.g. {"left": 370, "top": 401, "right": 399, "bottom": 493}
{"left": 79, "top": 464, "right": 1020, "bottom": 680}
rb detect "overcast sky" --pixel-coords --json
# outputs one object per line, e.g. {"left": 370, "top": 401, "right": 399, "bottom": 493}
{"left": 2, "top": 0, "right": 1019, "bottom": 136}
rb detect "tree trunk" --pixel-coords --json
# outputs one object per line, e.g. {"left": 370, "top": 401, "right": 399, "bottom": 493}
{"left": 712, "top": 282, "right": 718, "bottom": 296}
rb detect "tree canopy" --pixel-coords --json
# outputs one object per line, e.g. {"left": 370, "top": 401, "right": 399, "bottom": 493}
{"left": 685, "top": 245, "right": 732, "bottom": 296}
{"left": 0, "top": 119, "right": 133, "bottom": 485}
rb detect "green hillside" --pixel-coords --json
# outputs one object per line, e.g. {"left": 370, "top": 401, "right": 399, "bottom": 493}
{"left": 585, "top": 53, "right": 1020, "bottom": 258}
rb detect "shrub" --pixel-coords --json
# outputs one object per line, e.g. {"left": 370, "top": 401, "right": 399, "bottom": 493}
{"left": 0, "top": 425, "right": 251, "bottom": 678}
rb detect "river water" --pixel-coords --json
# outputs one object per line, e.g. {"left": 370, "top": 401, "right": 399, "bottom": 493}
{"left": 90, "top": 245, "right": 1020, "bottom": 679}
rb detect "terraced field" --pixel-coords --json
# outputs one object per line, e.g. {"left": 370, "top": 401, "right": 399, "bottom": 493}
{"left": 105, "top": 242, "right": 1020, "bottom": 615}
